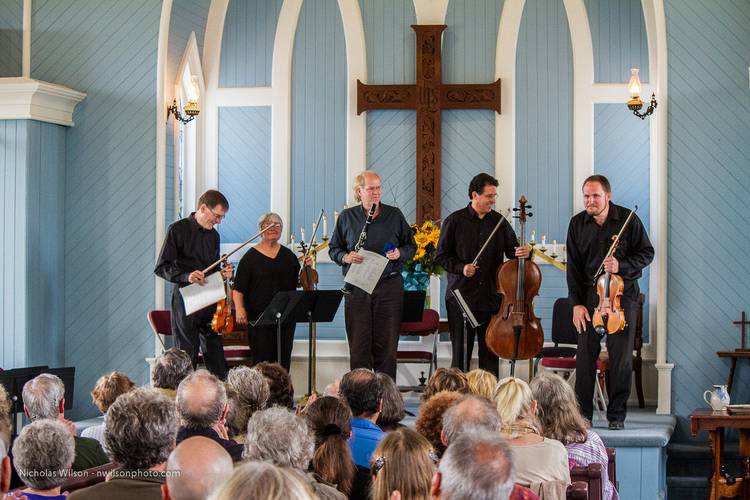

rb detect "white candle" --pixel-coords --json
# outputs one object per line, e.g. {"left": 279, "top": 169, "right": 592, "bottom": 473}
{"left": 552, "top": 240, "right": 557, "bottom": 254}
{"left": 300, "top": 227, "right": 306, "bottom": 243}
{"left": 530, "top": 230, "right": 536, "bottom": 243}
{"left": 541, "top": 235, "right": 546, "bottom": 246}
{"left": 334, "top": 210, "right": 339, "bottom": 227}
{"left": 323, "top": 214, "right": 328, "bottom": 238}
{"left": 290, "top": 232, "right": 295, "bottom": 246}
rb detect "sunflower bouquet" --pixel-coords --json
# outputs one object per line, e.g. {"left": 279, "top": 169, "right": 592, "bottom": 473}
{"left": 404, "top": 220, "right": 442, "bottom": 277}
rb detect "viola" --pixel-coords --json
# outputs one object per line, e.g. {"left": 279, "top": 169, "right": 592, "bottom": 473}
{"left": 485, "top": 196, "right": 544, "bottom": 374}
{"left": 211, "top": 263, "right": 235, "bottom": 334}
{"left": 592, "top": 206, "right": 637, "bottom": 335}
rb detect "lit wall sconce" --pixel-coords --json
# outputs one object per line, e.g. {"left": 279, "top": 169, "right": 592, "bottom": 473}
{"left": 626, "top": 68, "right": 657, "bottom": 119}
{"left": 167, "top": 75, "right": 200, "bottom": 124}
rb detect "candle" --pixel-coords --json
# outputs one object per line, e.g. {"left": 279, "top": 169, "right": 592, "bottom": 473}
{"left": 300, "top": 227, "right": 306, "bottom": 243}
{"left": 552, "top": 240, "right": 557, "bottom": 254}
{"left": 530, "top": 230, "right": 536, "bottom": 243}
{"left": 290, "top": 232, "right": 296, "bottom": 246}
{"left": 323, "top": 214, "right": 328, "bottom": 239}
{"left": 541, "top": 235, "right": 546, "bottom": 246}
{"left": 334, "top": 210, "right": 339, "bottom": 227}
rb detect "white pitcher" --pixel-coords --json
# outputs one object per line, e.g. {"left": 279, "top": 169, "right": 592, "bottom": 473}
{"left": 703, "top": 385, "right": 730, "bottom": 411}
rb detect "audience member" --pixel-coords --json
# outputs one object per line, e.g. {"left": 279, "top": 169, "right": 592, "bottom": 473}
{"left": 441, "top": 394, "right": 500, "bottom": 447}
{"left": 0, "top": 384, "right": 11, "bottom": 493}
{"left": 323, "top": 379, "right": 340, "bottom": 398}
{"left": 162, "top": 436, "right": 233, "bottom": 500}
{"left": 421, "top": 368, "right": 469, "bottom": 402}
{"left": 338, "top": 369, "right": 384, "bottom": 469}
{"left": 12, "top": 419, "right": 73, "bottom": 500}
{"left": 211, "top": 462, "right": 314, "bottom": 500}
{"left": 83, "top": 371, "right": 136, "bottom": 449}
{"left": 69, "top": 388, "right": 177, "bottom": 500}
{"left": 431, "top": 431, "right": 517, "bottom": 500}
{"left": 255, "top": 362, "right": 294, "bottom": 409}
{"left": 371, "top": 427, "right": 436, "bottom": 500}
{"left": 175, "top": 370, "right": 243, "bottom": 461}
{"left": 465, "top": 369, "right": 498, "bottom": 401}
{"left": 494, "top": 377, "right": 570, "bottom": 492}
{"left": 22, "top": 373, "right": 108, "bottom": 471}
{"left": 243, "top": 407, "right": 345, "bottom": 499}
{"left": 225, "top": 366, "right": 269, "bottom": 442}
{"left": 304, "top": 396, "right": 357, "bottom": 497}
{"left": 375, "top": 372, "right": 405, "bottom": 432}
{"left": 415, "top": 391, "right": 462, "bottom": 457}
{"left": 531, "top": 372, "right": 617, "bottom": 500}
{"left": 152, "top": 348, "right": 194, "bottom": 399}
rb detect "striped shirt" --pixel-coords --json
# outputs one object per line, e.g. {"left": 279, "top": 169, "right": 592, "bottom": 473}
{"left": 566, "top": 430, "right": 618, "bottom": 500}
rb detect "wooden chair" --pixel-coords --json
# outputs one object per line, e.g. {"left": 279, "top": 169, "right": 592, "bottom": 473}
{"left": 62, "top": 462, "right": 117, "bottom": 493}
{"left": 566, "top": 482, "right": 590, "bottom": 499}
{"left": 396, "top": 309, "right": 439, "bottom": 391}
{"left": 569, "top": 447, "right": 618, "bottom": 500}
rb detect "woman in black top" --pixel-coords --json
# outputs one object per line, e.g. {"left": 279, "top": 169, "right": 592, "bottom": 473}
{"left": 233, "top": 213, "right": 300, "bottom": 371}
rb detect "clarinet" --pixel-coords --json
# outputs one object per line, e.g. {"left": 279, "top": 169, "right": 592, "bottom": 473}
{"left": 341, "top": 203, "right": 378, "bottom": 294}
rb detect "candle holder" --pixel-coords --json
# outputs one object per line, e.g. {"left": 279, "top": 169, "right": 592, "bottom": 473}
{"left": 549, "top": 252, "right": 559, "bottom": 260}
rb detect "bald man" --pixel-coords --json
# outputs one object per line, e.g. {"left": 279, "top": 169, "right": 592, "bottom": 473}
{"left": 162, "top": 437, "right": 233, "bottom": 500}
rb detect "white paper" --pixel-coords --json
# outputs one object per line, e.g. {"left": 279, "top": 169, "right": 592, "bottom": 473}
{"left": 179, "top": 272, "right": 225, "bottom": 315}
{"left": 344, "top": 249, "right": 389, "bottom": 295}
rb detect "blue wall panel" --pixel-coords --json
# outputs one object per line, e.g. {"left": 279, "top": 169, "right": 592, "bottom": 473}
{"left": 167, "top": 0, "right": 211, "bottom": 91}
{"left": 290, "top": 0, "right": 347, "bottom": 243}
{"left": 515, "top": 0, "right": 573, "bottom": 244}
{"left": 594, "top": 103, "right": 650, "bottom": 342}
{"left": 360, "top": 0, "right": 417, "bottom": 222}
{"left": 665, "top": 0, "right": 750, "bottom": 440}
{"left": 585, "top": 0, "right": 649, "bottom": 83}
{"left": 32, "top": 0, "right": 161, "bottom": 419}
{"left": 217, "top": 106, "right": 272, "bottom": 243}
{"left": 444, "top": 0, "right": 503, "bottom": 84}
{"left": 220, "top": 0, "right": 283, "bottom": 87}
{"left": 0, "top": 0, "right": 22, "bottom": 76}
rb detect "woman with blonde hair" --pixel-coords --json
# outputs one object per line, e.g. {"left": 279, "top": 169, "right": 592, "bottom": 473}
{"left": 465, "top": 369, "right": 498, "bottom": 400}
{"left": 210, "top": 461, "right": 314, "bottom": 500}
{"left": 494, "top": 376, "right": 570, "bottom": 495}
{"left": 531, "top": 372, "right": 618, "bottom": 499}
{"left": 82, "top": 371, "right": 136, "bottom": 448}
{"left": 370, "top": 427, "right": 438, "bottom": 500}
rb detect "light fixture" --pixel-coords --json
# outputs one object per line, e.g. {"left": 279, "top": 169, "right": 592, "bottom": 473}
{"left": 168, "top": 75, "right": 201, "bottom": 124}
{"left": 626, "top": 68, "right": 657, "bottom": 119}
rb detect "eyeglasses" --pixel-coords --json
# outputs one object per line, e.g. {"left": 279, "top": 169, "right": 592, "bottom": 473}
{"left": 207, "top": 207, "right": 225, "bottom": 221}
{"left": 363, "top": 185, "right": 382, "bottom": 193}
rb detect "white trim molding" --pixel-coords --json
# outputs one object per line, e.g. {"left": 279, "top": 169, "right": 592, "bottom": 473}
{"left": 413, "top": 0, "right": 449, "bottom": 24}
{"left": 0, "top": 77, "right": 86, "bottom": 126}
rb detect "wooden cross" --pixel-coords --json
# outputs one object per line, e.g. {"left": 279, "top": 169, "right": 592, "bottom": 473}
{"left": 735, "top": 310, "right": 749, "bottom": 351}
{"left": 357, "top": 25, "right": 501, "bottom": 223}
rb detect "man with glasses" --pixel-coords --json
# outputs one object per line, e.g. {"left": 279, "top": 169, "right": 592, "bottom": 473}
{"left": 435, "top": 173, "right": 529, "bottom": 377}
{"left": 329, "top": 171, "right": 415, "bottom": 379}
{"left": 155, "top": 189, "right": 234, "bottom": 379}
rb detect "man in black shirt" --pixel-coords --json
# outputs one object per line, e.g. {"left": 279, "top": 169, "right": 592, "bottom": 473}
{"left": 567, "top": 175, "right": 653, "bottom": 428}
{"left": 155, "top": 190, "right": 234, "bottom": 379}
{"left": 329, "top": 171, "right": 416, "bottom": 379}
{"left": 435, "top": 173, "right": 530, "bottom": 378}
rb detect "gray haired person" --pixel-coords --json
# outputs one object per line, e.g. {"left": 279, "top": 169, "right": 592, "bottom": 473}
{"left": 0, "top": 384, "right": 11, "bottom": 493}
{"left": 68, "top": 388, "right": 177, "bottom": 500}
{"left": 13, "top": 419, "right": 74, "bottom": 497}
{"left": 22, "top": 373, "right": 108, "bottom": 471}
{"left": 441, "top": 394, "right": 501, "bottom": 447}
{"left": 162, "top": 436, "right": 233, "bottom": 500}
{"left": 211, "top": 461, "right": 314, "bottom": 500}
{"left": 225, "top": 366, "right": 269, "bottom": 442}
{"left": 244, "top": 407, "right": 345, "bottom": 500}
{"left": 431, "top": 431, "right": 515, "bottom": 500}
{"left": 152, "top": 348, "right": 194, "bottom": 398}
{"left": 175, "top": 369, "right": 243, "bottom": 461}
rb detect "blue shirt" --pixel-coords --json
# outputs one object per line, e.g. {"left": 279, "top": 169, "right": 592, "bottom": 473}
{"left": 349, "top": 418, "right": 384, "bottom": 468}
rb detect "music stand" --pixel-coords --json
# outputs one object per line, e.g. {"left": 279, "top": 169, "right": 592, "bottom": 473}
{"left": 451, "top": 289, "right": 479, "bottom": 372}
{"left": 0, "top": 366, "right": 49, "bottom": 437}
{"left": 47, "top": 367, "right": 76, "bottom": 411}
{"left": 252, "top": 290, "right": 343, "bottom": 373}
{"left": 402, "top": 290, "right": 427, "bottom": 322}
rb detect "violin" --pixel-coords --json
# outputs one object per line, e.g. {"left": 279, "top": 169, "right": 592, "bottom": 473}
{"left": 485, "top": 196, "right": 544, "bottom": 374}
{"left": 592, "top": 206, "right": 637, "bottom": 335}
{"left": 211, "top": 262, "right": 235, "bottom": 334}
{"left": 299, "top": 240, "right": 319, "bottom": 291}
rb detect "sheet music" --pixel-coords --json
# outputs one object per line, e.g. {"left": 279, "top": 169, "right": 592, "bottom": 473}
{"left": 179, "top": 272, "right": 225, "bottom": 315}
{"left": 344, "top": 249, "right": 388, "bottom": 294}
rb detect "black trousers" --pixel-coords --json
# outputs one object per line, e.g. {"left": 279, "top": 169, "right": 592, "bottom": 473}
{"left": 171, "top": 290, "right": 227, "bottom": 379}
{"left": 344, "top": 274, "right": 403, "bottom": 379}
{"left": 248, "top": 324, "right": 295, "bottom": 372}
{"left": 575, "top": 293, "right": 637, "bottom": 423}
{"left": 446, "top": 300, "right": 497, "bottom": 377}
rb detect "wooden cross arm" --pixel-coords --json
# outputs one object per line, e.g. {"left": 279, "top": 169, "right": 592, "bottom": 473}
{"left": 357, "top": 80, "right": 417, "bottom": 114}
{"left": 440, "top": 79, "right": 502, "bottom": 113}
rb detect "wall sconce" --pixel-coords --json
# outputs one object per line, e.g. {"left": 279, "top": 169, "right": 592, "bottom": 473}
{"left": 168, "top": 75, "right": 200, "bottom": 124}
{"left": 626, "top": 68, "right": 657, "bottom": 119}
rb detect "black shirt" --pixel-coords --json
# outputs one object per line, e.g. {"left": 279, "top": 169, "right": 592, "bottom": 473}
{"left": 154, "top": 213, "right": 221, "bottom": 286}
{"left": 328, "top": 203, "right": 416, "bottom": 278}
{"left": 566, "top": 202, "right": 654, "bottom": 307}
{"left": 233, "top": 246, "right": 300, "bottom": 320}
{"left": 435, "top": 204, "right": 519, "bottom": 312}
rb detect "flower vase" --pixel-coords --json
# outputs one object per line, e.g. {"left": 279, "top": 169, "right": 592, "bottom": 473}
{"left": 402, "top": 264, "right": 430, "bottom": 292}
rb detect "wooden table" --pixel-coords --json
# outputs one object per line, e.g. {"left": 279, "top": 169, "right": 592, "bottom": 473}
{"left": 718, "top": 351, "right": 750, "bottom": 395}
{"left": 691, "top": 408, "right": 750, "bottom": 500}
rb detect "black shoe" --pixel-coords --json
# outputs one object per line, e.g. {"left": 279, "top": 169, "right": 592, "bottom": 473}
{"left": 608, "top": 421, "right": 624, "bottom": 430}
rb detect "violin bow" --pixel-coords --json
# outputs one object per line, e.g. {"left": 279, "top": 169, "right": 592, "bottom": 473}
{"left": 470, "top": 208, "right": 512, "bottom": 267}
{"left": 201, "top": 223, "right": 280, "bottom": 274}
{"left": 594, "top": 205, "right": 638, "bottom": 278}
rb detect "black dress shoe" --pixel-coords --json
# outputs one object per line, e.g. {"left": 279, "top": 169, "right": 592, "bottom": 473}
{"left": 608, "top": 421, "right": 624, "bottom": 430}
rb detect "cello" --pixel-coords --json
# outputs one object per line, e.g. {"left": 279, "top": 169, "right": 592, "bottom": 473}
{"left": 485, "top": 196, "right": 544, "bottom": 375}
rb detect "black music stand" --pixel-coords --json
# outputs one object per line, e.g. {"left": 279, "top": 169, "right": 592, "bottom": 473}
{"left": 451, "top": 288, "right": 479, "bottom": 372}
{"left": 252, "top": 290, "right": 343, "bottom": 368}
{"left": 402, "top": 290, "right": 427, "bottom": 322}
{"left": 0, "top": 366, "right": 48, "bottom": 437}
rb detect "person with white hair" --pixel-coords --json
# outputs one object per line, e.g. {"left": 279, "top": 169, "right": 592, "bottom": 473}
{"left": 210, "top": 461, "right": 314, "bottom": 500}
{"left": 440, "top": 394, "right": 500, "bottom": 447}
{"left": 224, "top": 366, "right": 269, "bottom": 442}
{"left": 12, "top": 419, "right": 74, "bottom": 499}
{"left": 22, "top": 373, "right": 108, "bottom": 471}
{"left": 161, "top": 436, "right": 233, "bottom": 500}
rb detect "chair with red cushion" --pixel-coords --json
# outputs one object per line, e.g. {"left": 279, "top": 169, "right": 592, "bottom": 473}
{"left": 396, "top": 308, "right": 440, "bottom": 391}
